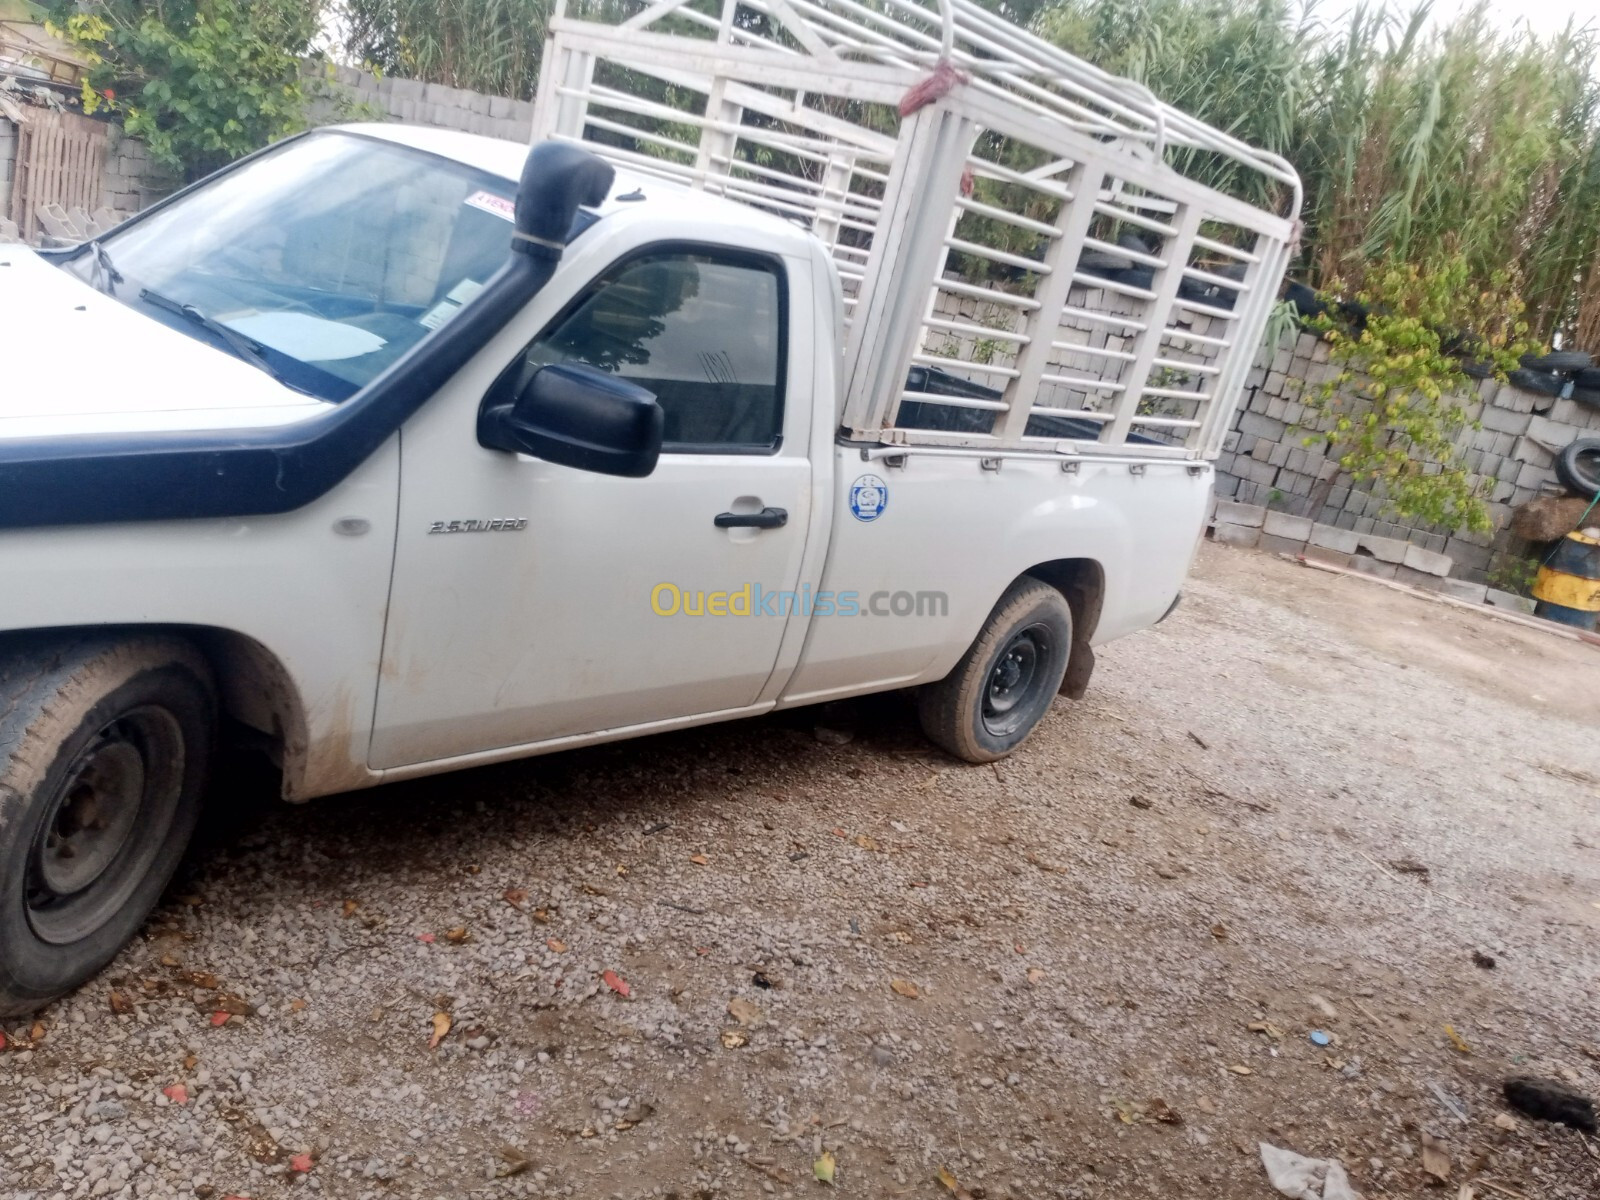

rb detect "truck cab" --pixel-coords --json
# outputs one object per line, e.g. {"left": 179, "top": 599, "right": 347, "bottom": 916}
{"left": 0, "top": 0, "right": 1296, "bottom": 1016}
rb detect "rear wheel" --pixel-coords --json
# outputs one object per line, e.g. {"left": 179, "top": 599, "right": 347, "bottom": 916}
{"left": 918, "top": 578, "right": 1072, "bottom": 763}
{"left": 0, "top": 636, "right": 214, "bottom": 1017}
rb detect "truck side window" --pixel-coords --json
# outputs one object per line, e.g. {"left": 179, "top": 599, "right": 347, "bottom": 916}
{"left": 520, "top": 251, "right": 786, "bottom": 452}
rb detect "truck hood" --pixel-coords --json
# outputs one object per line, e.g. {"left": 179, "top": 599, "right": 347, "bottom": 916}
{"left": 0, "top": 245, "right": 331, "bottom": 439}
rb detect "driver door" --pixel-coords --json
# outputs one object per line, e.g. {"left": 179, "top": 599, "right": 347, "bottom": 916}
{"left": 370, "top": 247, "right": 814, "bottom": 769}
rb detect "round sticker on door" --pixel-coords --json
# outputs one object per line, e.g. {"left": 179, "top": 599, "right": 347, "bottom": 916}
{"left": 849, "top": 473, "right": 888, "bottom": 522}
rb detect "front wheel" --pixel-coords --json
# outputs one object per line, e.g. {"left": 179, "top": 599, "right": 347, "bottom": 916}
{"left": 918, "top": 578, "right": 1073, "bottom": 763}
{"left": 0, "top": 635, "right": 214, "bottom": 1018}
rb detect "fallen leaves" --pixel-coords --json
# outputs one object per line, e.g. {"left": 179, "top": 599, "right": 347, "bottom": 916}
{"left": 937, "top": 1165, "right": 974, "bottom": 1198}
{"left": 209, "top": 1012, "right": 232, "bottom": 1028}
{"left": 1248, "top": 1020, "right": 1285, "bottom": 1042}
{"left": 495, "top": 1144, "right": 533, "bottom": 1178}
{"left": 1211, "top": 922, "right": 1228, "bottom": 940}
{"left": 444, "top": 926, "right": 470, "bottom": 944}
{"left": 1444, "top": 1024, "right": 1472, "bottom": 1054}
{"left": 1422, "top": 1132, "right": 1452, "bottom": 1181}
{"left": 163, "top": 1084, "right": 189, "bottom": 1105}
{"left": 417, "top": 932, "right": 436, "bottom": 944}
{"left": 813, "top": 1150, "right": 836, "bottom": 1184}
{"left": 1109, "top": 1098, "right": 1184, "bottom": 1126}
{"left": 428, "top": 1011, "right": 452, "bottom": 1050}
{"left": 503, "top": 887, "right": 528, "bottom": 909}
{"left": 109, "top": 990, "right": 134, "bottom": 1015}
{"left": 546, "top": 938, "right": 567, "bottom": 954}
{"left": 853, "top": 834, "right": 880, "bottom": 852}
{"left": 689, "top": 853, "right": 710, "bottom": 866}
{"left": 1227, "top": 1064, "right": 1254, "bottom": 1076}
{"left": 889, "top": 978, "right": 920, "bottom": 999}
{"left": 1493, "top": 1113, "right": 1518, "bottom": 1131}
{"left": 1026, "top": 967, "right": 1046, "bottom": 986}
{"left": 601, "top": 970, "right": 631, "bottom": 998}
{"left": 727, "top": 997, "right": 763, "bottom": 1026}
{"left": 720, "top": 1029, "right": 749, "bottom": 1049}
{"left": 341, "top": 899, "right": 359, "bottom": 918}
{"left": 289, "top": 1152, "right": 314, "bottom": 1174}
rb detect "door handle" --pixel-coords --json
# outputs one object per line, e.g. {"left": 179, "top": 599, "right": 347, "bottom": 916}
{"left": 714, "top": 507, "right": 788, "bottom": 529}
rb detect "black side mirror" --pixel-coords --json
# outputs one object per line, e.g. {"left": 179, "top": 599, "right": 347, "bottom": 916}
{"left": 479, "top": 363, "right": 663, "bottom": 477}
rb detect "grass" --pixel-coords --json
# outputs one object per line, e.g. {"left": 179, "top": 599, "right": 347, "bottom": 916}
{"left": 1034, "top": 0, "right": 1600, "bottom": 345}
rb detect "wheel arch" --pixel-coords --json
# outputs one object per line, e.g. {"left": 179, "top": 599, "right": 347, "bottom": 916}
{"left": 1018, "top": 558, "right": 1105, "bottom": 699}
{"left": 0, "top": 623, "right": 309, "bottom": 797}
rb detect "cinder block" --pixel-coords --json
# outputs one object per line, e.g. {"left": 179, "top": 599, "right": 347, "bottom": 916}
{"left": 1479, "top": 404, "right": 1531, "bottom": 436}
{"left": 1258, "top": 533, "right": 1307, "bottom": 557}
{"left": 490, "top": 95, "right": 516, "bottom": 119}
{"left": 1263, "top": 511, "right": 1314, "bottom": 541}
{"left": 1237, "top": 411, "right": 1286, "bottom": 442}
{"left": 1512, "top": 436, "right": 1555, "bottom": 467}
{"left": 1402, "top": 543, "right": 1453, "bottom": 576}
{"left": 1214, "top": 499, "right": 1266, "bottom": 528}
{"left": 1309, "top": 523, "right": 1359, "bottom": 553}
{"left": 1515, "top": 460, "right": 1550, "bottom": 490}
{"left": 1444, "top": 539, "right": 1494, "bottom": 573}
{"left": 1302, "top": 544, "right": 1352, "bottom": 568}
{"left": 1423, "top": 576, "right": 1488, "bottom": 604}
{"left": 1484, "top": 588, "right": 1536, "bottom": 614}
{"left": 1395, "top": 564, "right": 1441, "bottom": 588}
{"left": 1354, "top": 532, "right": 1408, "bottom": 564}
{"left": 1348, "top": 555, "right": 1398, "bottom": 580}
{"left": 1212, "top": 522, "right": 1261, "bottom": 549}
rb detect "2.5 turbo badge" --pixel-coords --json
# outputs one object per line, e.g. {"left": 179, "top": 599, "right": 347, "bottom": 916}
{"left": 428, "top": 518, "right": 529, "bottom": 534}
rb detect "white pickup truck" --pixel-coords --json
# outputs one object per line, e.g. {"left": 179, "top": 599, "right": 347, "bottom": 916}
{"left": 0, "top": 0, "right": 1297, "bottom": 1013}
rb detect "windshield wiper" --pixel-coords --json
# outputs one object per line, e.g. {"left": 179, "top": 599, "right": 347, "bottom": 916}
{"left": 89, "top": 241, "right": 123, "bottom": 296}
{"left": 138, "top": 288, "right": 306, "bottom": 394}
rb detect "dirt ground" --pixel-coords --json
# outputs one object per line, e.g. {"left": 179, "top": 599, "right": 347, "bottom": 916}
{"left": 3, "top": 541, "right": 1598, "bottom": 1200}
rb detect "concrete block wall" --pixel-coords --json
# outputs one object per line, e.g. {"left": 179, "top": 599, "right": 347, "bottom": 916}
{"left": 0, "top": 117, "right": 17, "bottom": 226}
{"left": 332, "top": 65, "right": 535, "bottom": 142}
{"left": 1212, "top": 329, "right": 1600, "bottom": 583}
{"left": 100, "top": 127, "right": 173, "bottom": 222}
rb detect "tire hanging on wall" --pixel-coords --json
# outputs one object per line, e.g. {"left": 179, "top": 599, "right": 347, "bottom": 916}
{"left": 1555, "top": 438, "right": 1600, "bottom": 498}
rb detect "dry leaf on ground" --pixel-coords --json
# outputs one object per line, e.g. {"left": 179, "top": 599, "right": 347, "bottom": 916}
{"left": 445, "top": 927, "right": 470, "bottom": 944}
{"left": 814, "top": 1150, "right": 836, "bottom": 1184}
{"left": 1444, "top": 1024, "right": 1472, "bottom": 1054}
{"left": 937, "top": 1165, "right": 974, "bottom": 1198}
{"left": 428, "top": 1011, "right": 451, "bottom": 1049}
{"left": 546, "top": 938, "right": 567, "bottom": 953}
{"left": 162, "top": 1084, "right": 188, "bottom": 1105}
{"left": 854, "top": 834, "right": 880, "bottom": 851}
{"left": 1422, "top": 1132, "right": 1451, "bottom": 1181}
{"left": 341, "top": 899, "right": 358, "bottom": 918}
{"left": 890, "top": 978, "right": 920, "bottom": 999}
{"left": 1227, "top": 1064, "right": 1253, "bottom": 1075}
{"left": 727, "top": 997, "right": 763, "bottom": 1026}
{"left": 720, "top": 1029, "right": 748, "bottom": 1049}
{"left": 602, "top": 970, "right": 631, "bottom": 998}
{"left": 503, "top": 888, "right": 528, "bottom": 908}
{"left": 689, "top": 853, "right": 710, "bottom": 865}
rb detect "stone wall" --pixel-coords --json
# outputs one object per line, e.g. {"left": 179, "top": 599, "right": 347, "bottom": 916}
{"left": 1211, "top": 329, "right": 1600, "bottom": 583}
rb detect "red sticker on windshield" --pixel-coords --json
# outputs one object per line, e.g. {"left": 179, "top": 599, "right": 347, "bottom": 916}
{"left": 465, "top": 190, "right": 515, "bottom": 221}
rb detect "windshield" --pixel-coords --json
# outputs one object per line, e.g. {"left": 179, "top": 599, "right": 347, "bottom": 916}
{"left": 76, "top": 131, "right": 518, "bottom": 401}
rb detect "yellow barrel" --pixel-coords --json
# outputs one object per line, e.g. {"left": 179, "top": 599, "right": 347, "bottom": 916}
{"left": 1533, "top": 527, "right": 1600, "bottom": 629}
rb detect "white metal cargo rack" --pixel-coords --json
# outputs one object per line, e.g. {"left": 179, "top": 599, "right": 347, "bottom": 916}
{"left": 533, "top": 0, "right": 1302, "bottom": 462}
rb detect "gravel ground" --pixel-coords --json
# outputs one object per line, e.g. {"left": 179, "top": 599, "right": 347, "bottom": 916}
{"left": 3, "top": 542, "right": 1598, "bottom": 1200}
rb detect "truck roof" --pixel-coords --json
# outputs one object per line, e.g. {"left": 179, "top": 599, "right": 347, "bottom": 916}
{"left": 340, "top": 122, "right": 812, "bottom": 252}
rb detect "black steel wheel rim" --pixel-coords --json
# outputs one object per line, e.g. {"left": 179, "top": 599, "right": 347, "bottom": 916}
{"left": 25, "top": 707, "right": 186, "bottom": 946}
{"left": 982, "top": 622, "right": 1053, "bottom": 737}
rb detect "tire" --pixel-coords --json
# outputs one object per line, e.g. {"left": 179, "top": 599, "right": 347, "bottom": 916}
{"left": 1573, "top": 387, "right": 1600, "bottom": 410}
{"left": 1520, "top": 350, "right": 1593, "bottom": 372}
{"left": 0, "top": 635, "right": 214, "bottom": 1017}
{"left": 1575, "top": 368, "right": 1600, "bottom": 391}
{"left": 1555, "top": 438, "right": 1600, "bottom": 499}
{"left": 917, "top": 577, "right": 1073, "bottom": 763}
{"left": 1507, "top": 367, "right": 1567, "bottom": 397}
